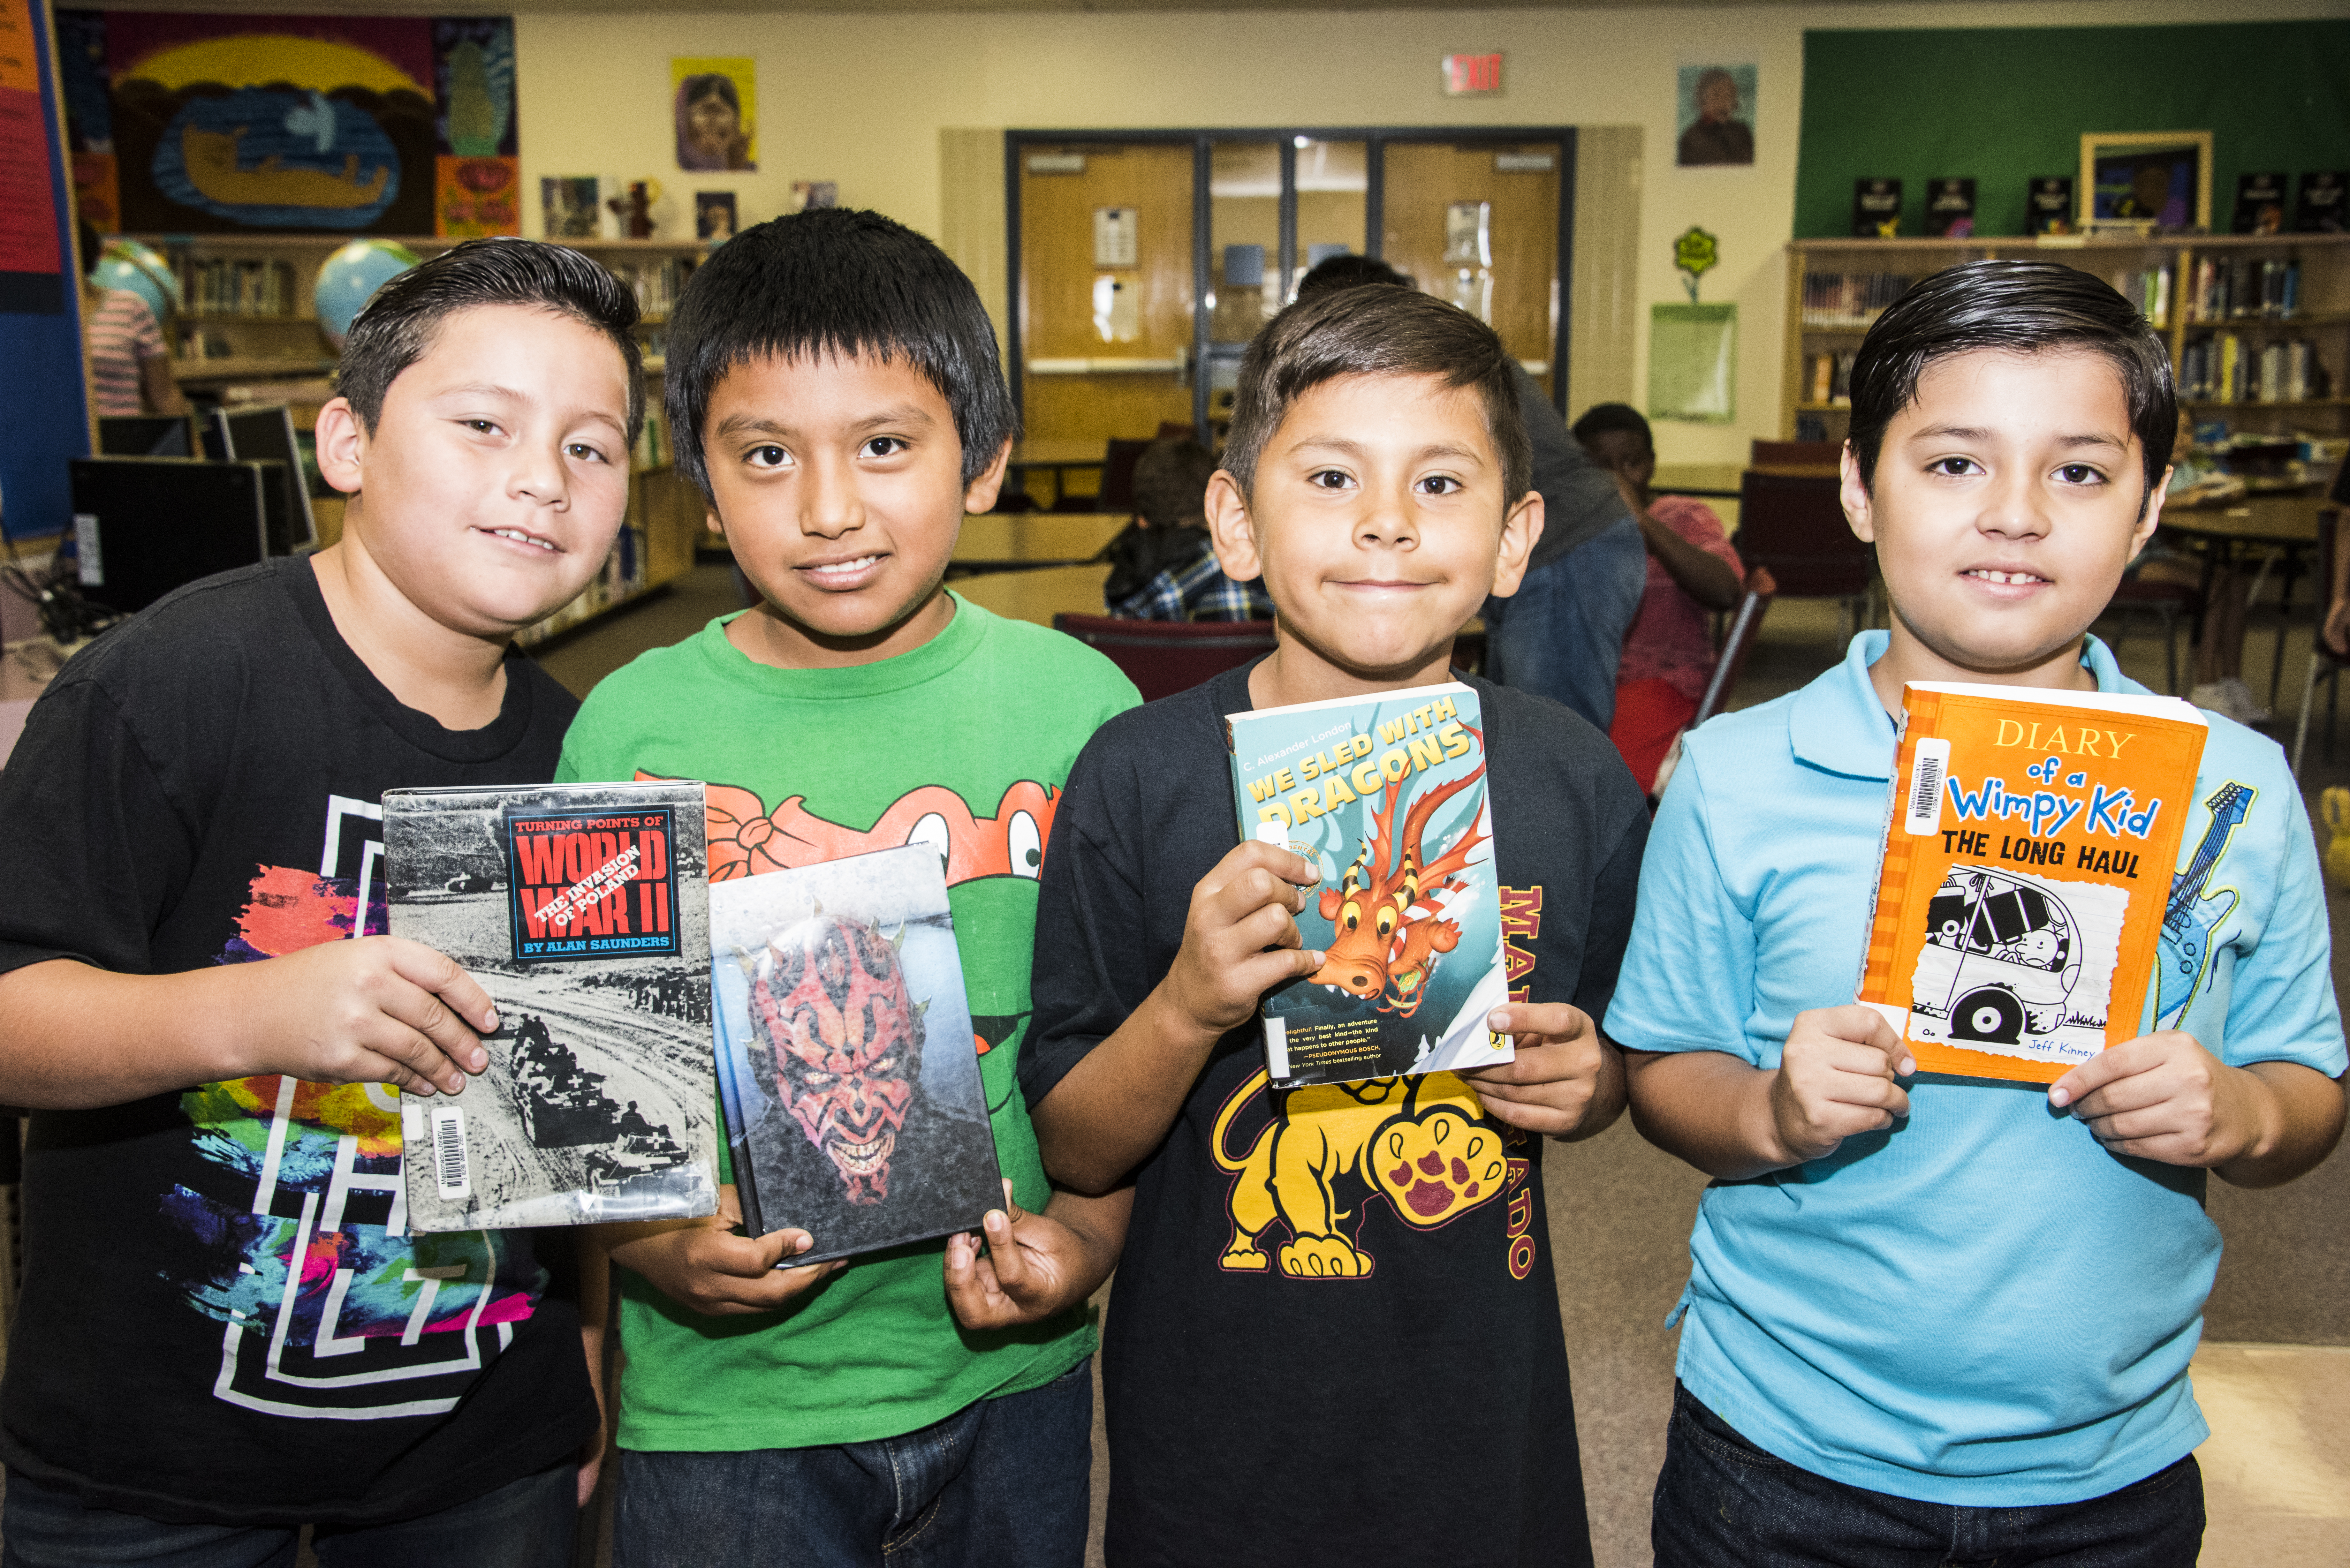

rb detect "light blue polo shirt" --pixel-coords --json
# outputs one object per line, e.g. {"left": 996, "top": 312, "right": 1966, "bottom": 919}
{"left": 1606, "top": 631, "right": 2345, "bottom": 1506}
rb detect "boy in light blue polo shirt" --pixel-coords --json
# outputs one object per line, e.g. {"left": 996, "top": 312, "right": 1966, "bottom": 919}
{"left": 1609, "top": 261, "right": 2346, "bottom": 1567}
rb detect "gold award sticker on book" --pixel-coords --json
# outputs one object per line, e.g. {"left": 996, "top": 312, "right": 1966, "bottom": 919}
{"left": 1857, "top": 683, "right": 2209, "bottom": 1084}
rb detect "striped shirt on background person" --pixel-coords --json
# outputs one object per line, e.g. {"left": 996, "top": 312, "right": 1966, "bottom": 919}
{"left": 85, "top": 290, "right": 168, "bottom": 416}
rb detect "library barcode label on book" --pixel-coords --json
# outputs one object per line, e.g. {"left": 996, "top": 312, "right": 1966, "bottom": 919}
{"left": 431, "top": 1107, "right": 471, "bottom": 1201}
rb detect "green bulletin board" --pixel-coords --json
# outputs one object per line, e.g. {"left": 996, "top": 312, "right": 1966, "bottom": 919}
{"left": 1795, "top": 20, "right": 2350, "bottom": 239}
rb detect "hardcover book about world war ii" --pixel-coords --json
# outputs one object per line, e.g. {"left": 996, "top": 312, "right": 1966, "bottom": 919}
{"left": 709, "top": 845, "right": 1002, "bottom": 1267}
{"left": 1225, "top": 682, "right": 1511, "bottom": 1090}
{"left": 385, "top": 781, "right": 718, "bottom": 1231}
{"left": 1857, "top": 683, "right": 2209, "bottom": 1084}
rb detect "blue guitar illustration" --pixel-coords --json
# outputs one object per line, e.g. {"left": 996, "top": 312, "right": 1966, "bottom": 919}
{"left": 2154, "top": 782, "right": 2253, "bottom": 1027}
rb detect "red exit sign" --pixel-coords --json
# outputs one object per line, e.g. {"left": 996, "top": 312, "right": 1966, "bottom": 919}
{"left": 1442, "top": 52, "right": 1504, "bottom": 97}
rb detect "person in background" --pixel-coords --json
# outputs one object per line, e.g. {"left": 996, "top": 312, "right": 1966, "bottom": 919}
{"left": 1572, "top": 403, "right": 1747, "bottom": 793}
{"left": 1677, "top": 68, "right": 1755, "bottom": 167}
{"left": 2136, "top": 411, "right": 2264, "bottom": 722}
{"left": 78, "top": 219, "right": 186, "bottom": 419}
{"left": 1105, "top": 437, "right": 1272, "bottom": 620}
{"left": 1294, "top": 255, "right": 1647, "bottom": 730}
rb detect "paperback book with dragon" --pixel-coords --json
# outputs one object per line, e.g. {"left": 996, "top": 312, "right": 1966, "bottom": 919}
{"left": 1225, "top": 682, "right": 1511, "bottom": 1089}
{"left": 709, "top": 845, "right": 1002, "bottom": 1267}
{"left": 1857, "top": 683, "right": 2209, "bottom": 1083}
{"left": 385, "top": 781, "right": 719, "bottom": 1231}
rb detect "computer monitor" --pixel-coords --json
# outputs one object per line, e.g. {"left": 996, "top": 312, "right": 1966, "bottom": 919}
{"left": 215, "top": 403, "right": 318, "bottom": 553}
{"left": 97, "top": 415, "right": 194, "bottom": 458}
{"left": 68, "top": 457, "right": 272, "bottom": 616}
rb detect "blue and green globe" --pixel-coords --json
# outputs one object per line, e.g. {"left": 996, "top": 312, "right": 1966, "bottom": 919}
{"left": 90, "top": 238, "right": 180, "bottom": 324}
{"left": 315, "top": 238, "right": 421, "bottom": 348}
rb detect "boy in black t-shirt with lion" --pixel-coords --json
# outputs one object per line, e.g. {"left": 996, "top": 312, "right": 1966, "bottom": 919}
{"left": 1023, "top": 283, "right": 1648, "bottom": 1565}
{"left": 0, "top": 239, "right": 640, "bottom": 1562}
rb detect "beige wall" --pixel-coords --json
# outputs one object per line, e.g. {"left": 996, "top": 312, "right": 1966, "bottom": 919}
{"left": 515, "top": 0, "right": 2336, "bottom": 464}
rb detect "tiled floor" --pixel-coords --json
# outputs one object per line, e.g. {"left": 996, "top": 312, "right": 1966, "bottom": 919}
{"left": 2193, "top": 1344, "right": 2350, "bottom": 1566}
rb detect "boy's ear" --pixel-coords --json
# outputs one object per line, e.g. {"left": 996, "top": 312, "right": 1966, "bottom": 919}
{"left": 961, "top": 438, "right": 1013, "bottom": 516}
{"left": 1839, "top": 441, "right": 1877, "bottom": 544}
{"left": 1486, "top": 489, "right": 1545, "bottom": 599}
{"left": 1204, "top": 470, "right": 1263, "bottom": 583}
{"left": 313, "top": 397, "right": 366, "bottom": 496}
{"left": 2126, "top": 467, "right": 2171, "bottom": 562}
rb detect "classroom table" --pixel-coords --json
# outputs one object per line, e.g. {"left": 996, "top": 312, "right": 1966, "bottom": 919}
{"left": 2158, "top": 489, "right": 2329, "bottom": 705}
{"left": 950, "top": 512, "right": 1126, "bottom": 571}
{"left": 953, "top": 563, "right": 1115, "bottom": 626}
{"left": 1005, "top": 439, "right": 1108, "bottom": 508}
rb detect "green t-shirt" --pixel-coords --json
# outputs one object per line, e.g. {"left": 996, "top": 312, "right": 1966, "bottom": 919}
{"left": 556, "top": 595, "right": 1139, "bottom": 1450}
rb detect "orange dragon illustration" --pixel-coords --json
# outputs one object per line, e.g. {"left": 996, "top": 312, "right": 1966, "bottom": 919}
{"left": 1309, "top": 731, "right": 1489, "bottom": 1017}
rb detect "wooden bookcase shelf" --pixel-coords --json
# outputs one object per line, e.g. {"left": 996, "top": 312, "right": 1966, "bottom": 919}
{"left": 1783, "top": 232, "right": 2350, "bottom": 445}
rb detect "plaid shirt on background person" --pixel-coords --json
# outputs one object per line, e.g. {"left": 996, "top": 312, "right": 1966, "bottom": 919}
{"left": 1109, "top": 545, "right": 1277, "bottom": 622}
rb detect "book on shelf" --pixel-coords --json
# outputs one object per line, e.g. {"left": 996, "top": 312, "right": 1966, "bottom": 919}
{"left": 1923, "top": 178, "right": 1977, "bottom": 239}
{"left": 1799, "top": 271, "right": 1915, "bottom": 329}
{"left": 606, "top": 256, "right": 699, "bottom": 319}
{"left": 1857, "top": 683, "right": 2208, "bottom": 1084}
{"left": 385, "top": 781, "right": 719, "bottom": 1232}
{"left": 2232, "top": 172, "right": 2290, "bottom": 236}
{"left": 1226, "top": 682, "right": 1511, "bottom": 1089}
{"left": 2026, "top": 176, "right": 2074, "bottom": 236}
{"left": 1852, "top": 178, "right": 1903, "bottom": 238}
{"left": 2188, "top": 256, "right": 2301, "bottom": 323}
{"left": 709, "top": 846, "right": 1004, "bottom": 1266}
{"left": 170, "top": 254, "right": 295, "bottom": 318}
{"left": 1802, "top": 349, "right": 1859, "bottom": 406}
{"left": 541, "top": 176, "right": 601, "bottom": 240}
{"left": 2106, "top": 265, "right": 2171, "bottom": 329}
{"left": 2297, "top": 171, "right": 2346, "bottom": 234}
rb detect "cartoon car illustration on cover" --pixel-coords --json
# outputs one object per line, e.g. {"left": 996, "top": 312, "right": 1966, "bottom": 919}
{"left": 1910, "top": 866, "right": 2082, "bottom": 1047}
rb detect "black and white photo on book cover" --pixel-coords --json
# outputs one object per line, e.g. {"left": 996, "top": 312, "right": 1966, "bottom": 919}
{"left": 710, "top": 845, "right": 1002, "bottom": 1266}
{"left": 385, "top": 781, "right": 718, "bottom": 1232}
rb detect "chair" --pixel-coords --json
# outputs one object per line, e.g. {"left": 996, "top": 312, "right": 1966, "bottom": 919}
{"left": 1692, "top": 567, "right": 1778, "bottom": 728}
{"left": 1734, "top": 470, "right": 1875, "bottom": 641}
{"left": 2099, "top": 575, "right": 2201, "bottom": 695}
{"left": 1749, "top": 439, "right": 1842, "bottom": 470}
{"left": 2291, "top": 505, "right": 2345, "bottom": 778}
{"left": 1051, "top": 615, "right": 1277, "bottom": 702}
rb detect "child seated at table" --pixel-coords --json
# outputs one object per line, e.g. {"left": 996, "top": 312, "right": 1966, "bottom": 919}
{"left": 1104, "top": 437, "right": 1273, "bottom": 621}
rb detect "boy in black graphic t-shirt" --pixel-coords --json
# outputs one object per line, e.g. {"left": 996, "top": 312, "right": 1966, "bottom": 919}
{"left": 0, "top": 241, "right": 643, "bottom": 1561}
{"left": 1024, "top": 286, "right": 1647, "bottom": 1565}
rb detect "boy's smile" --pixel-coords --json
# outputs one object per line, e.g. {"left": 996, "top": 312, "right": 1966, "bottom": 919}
{"left": 1209, "top": 372, "right": 1539, "bottom": 705}
{"left": 704, "top": 352, "right": 1007, "bottom": 670}
{"left": 1843, "top": 346, "right": 2165, "bottom": 708}
{"left": 332, "top": 303, "right": 633, "bottom": 638}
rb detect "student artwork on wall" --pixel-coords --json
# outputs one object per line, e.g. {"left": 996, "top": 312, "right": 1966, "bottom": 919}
{"left": 694, "top": 190, "right": 736, "bottom": 240}
{"left": 671, "top": 57, "right": 754, "bottom": 172}
{"left": 1649, "top": 303, "right": 1735, "bottom": 424}
{"left": 2081, "top": 132, "right": 2211, "bottom": 232}
{"left": 55, "top": 11, "right": 517, "bottom": 237}
{"left": 1676, "top": 63, "right": 1756, "bottom": 167}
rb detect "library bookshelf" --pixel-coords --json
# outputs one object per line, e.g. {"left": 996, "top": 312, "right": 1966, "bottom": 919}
{"left": 127, "top": 233, "right": 708, "bottom": 646}
{"left": 1782, "top": 233, "right": 2350, "bottom": 450}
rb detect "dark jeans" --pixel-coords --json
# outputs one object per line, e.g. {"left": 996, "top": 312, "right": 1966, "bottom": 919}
{"left": 1481, "top": 515, "right": 1649, "bottom": 732}
{"left": 1654, "top": 1383, "right": 2204, "bottom": 1568}
{"left": 613, "top": 1354, "right": 1093, "bottom": 1568}
{"left": 0, "top": 1463, "right": 577, "bottom": 1568}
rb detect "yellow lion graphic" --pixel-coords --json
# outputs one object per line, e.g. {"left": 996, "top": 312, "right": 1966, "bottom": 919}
{"left": 1210, "top": 1066, "right": 1511, "bottom": 1279}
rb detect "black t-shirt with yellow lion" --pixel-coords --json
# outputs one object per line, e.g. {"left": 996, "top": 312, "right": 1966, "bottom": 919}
{"left": 1023, "top": 662, "right": 1647, "bottom": 1568}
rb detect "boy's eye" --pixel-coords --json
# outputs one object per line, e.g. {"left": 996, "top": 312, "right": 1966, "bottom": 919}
{"left": 565, "top": 442, "right": 607, "bottom": 464}
{"left": 1415, "top": 474, "right": 1464, "bottom": 496}
{"left": 746, "top": 445, "right": 790, "bottom": 469}
{"left": 461, "top": 418, "right": 500, "bottom": 436}
{"left": 2054, "top": 463, "right": 2107, "bottom": 486}
{"left": 861, "top": 436, "right": 908, "bottom": 460}
{"left": 1926, "top": 457, "right": 1982, "bottom": 477}
{"left": 1307, "top": 469, "right": 1353, "bottom": 491}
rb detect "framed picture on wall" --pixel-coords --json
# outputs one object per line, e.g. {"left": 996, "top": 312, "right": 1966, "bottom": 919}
{"left": 2079, "top": 132, "right": 2211, "bottom": 233}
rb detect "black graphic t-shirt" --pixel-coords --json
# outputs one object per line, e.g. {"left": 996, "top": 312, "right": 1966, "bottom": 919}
{"left": 0, "top": 558, "right": 597, "bottom": 1527}
{"left": 1022, "top": 663, "right": 1648, "bottom": 1568}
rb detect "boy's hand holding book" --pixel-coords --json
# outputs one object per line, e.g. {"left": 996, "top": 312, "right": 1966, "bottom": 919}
{"left": 225, "top": 934, "right": 498, "bottom": 1098}
{"left": 1458, "top": 1002, "right": 1624, "bottom": 1139}
{"left": 2049, "top": 1032, "right": 2342, "bottom": 1184}
{"left": 1769, "top": 1005, "right": 1916, "bottom": 1165}
{"left": 600, "top": 1187, "right": 844, "bottom": 1316}
{"left": 943, "top": 1181, "right": 1131, "bottom": 1330}
{"left": 1162, "top": 841, "right": 1328, "bottom": 1041}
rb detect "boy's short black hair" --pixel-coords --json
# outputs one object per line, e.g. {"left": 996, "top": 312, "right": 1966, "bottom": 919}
{"left": 1132, "top": 438, "right": 1216, "bottom": 529}
{"left": 1223, "top": 287, "right": 1531, "bottom": 509}
{"left": 339, "top": 237, "right": 644, "bottom": 443}
{"left": 664, "top": 207, "right": 1016, "bottom": 497}
{"left": 1294, "top": 253, "right": 1410, "bottom": 298}
{"left": 1571, "top": 401, "right": 1652, "bottom": 455}
{"left": 1847, "top": 260, "right": 2176, "bottom": 501}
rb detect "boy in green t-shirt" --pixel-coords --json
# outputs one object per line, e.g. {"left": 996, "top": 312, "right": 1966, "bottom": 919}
{"left": 561, "top": 211, "right": 1139, "bottom": 1566}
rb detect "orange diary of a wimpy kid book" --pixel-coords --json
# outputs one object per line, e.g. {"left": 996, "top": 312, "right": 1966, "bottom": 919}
{"left": 1858, "top": 683, "right": 2209, "bottom": 1083}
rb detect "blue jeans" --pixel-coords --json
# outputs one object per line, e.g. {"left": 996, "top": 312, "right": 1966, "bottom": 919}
{"left": 1653, "top": 1383, "right": 2205, "bottom": 1568}
{"left": 613, "top": 1355, "right": 1093, "bottom": 1568}
{"left": 0, "top": 1463, "right": 577, "bottom": 1568}
{"left": 1482, "top": 515, "right": 1648, "bottom": 731}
